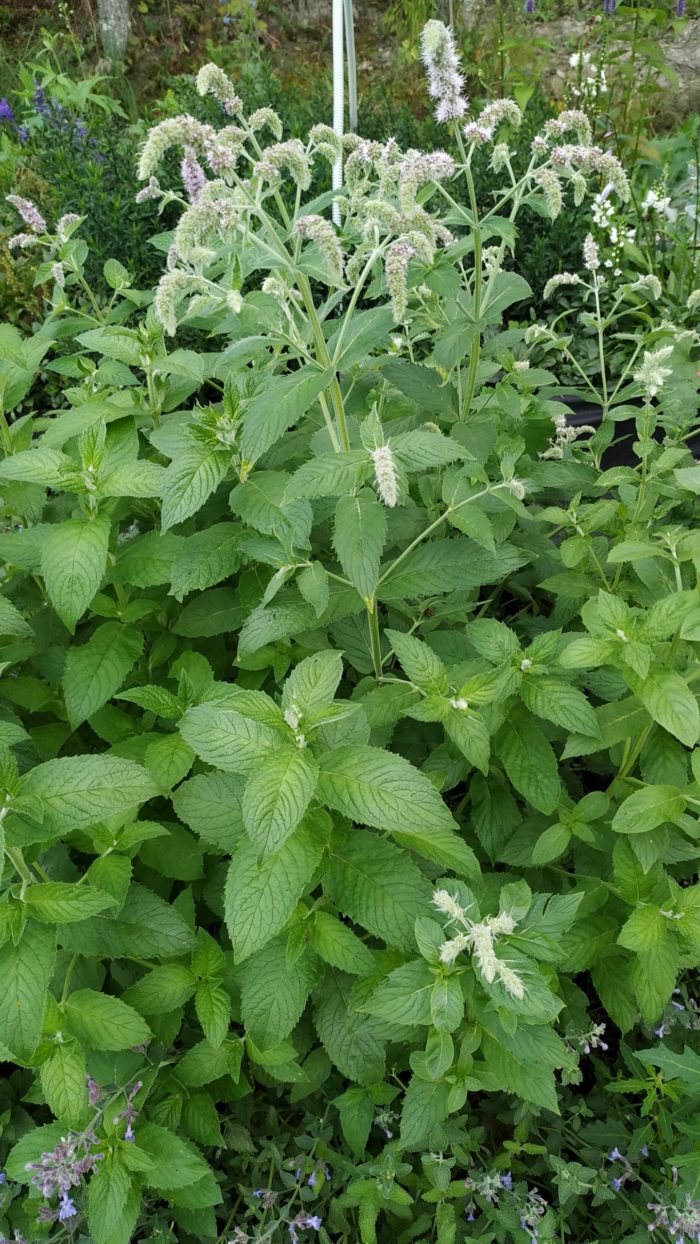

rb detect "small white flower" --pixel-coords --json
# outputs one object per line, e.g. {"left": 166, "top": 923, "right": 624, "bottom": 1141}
{"left": 432, "top": 889, "right": 467, "bottom": 922}
{"left": 450, "top": 697, "right": 469, "bottom": 710}
{"left": 520, "top": 658, "right": 533, "bottom": 672}
{"left": 371, "top": 445, "right": 399, "bottom": 508}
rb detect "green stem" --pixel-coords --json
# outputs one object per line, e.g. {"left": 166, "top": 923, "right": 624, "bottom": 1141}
{"left": 367, "top": 598, "right": 383, "bottom": 679}
{"left": 458, "top": 137, "right": 482, "bottom": 421}
{"left": 377, "top": 485, "right": 499, "bottom": 588}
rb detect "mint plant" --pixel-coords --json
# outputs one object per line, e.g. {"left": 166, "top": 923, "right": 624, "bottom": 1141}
{"left": 0, "top": 22, "right": 699, "bottom": 1244}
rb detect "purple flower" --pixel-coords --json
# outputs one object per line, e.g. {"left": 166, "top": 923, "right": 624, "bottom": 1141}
{"left": 603, "top": 0, "right": 616, "bottom": 11}
{"left": 0, "top": 1172, "right": 6, "bottom": 1183}
{"left": 523, "top": 0, "right": 535, "bottom": 12}
{"left": 33, "top": 84, "right": 49, "bottom": 115}
{"left": 655, "top": 1024, "right": 666, "bottom": 1038}
{"left": 501, "top": 1171, "right": 513, "bottom": 1191}
{"left": 612, "top": 1177, "right": 623, "bottom": 1191}
{"left": 641, "top": 1145, "right": 649, "bottom": 1157}
{"left": 676, "top": 0, "right": 686, "bottom": 14}
{"left": 608, "top": 1148, "right": 622, "bottom": 1162}
{"left": 299, "top": 1217, "right": 322, "bottom": 1231}
{"left": 0, "top": 99, "right": 14, "bottom": 123}
{"left": 58, "top": 1193, "right": 77, "bottom": 1221}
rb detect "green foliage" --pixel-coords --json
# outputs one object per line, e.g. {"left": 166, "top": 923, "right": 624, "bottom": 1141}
{"left": 0, "top": 30, "right": 698, "bottom": 1244}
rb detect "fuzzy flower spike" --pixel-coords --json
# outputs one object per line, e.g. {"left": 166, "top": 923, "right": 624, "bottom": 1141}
{"left": 432, "top": 889, "right": 524, "bottom": 999}
{"left": 421, "top": 21, "right": 468, "bottom": 123}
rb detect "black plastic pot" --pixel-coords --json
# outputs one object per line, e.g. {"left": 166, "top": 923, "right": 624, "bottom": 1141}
{"left": 559, "top": 395, "right": 700, "bottom": 468}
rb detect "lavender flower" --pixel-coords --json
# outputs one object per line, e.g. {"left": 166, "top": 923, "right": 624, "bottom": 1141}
{"left": 675, "top": 0, "right": 686, "bottom": 15}
{"left": 0, "top": 99, "right": 14, "bottom": 124}
{"left": 25, "top": 1130, "right": 103, "bottom": 1219}
{"left": 421, "top": 21, "right": 468, "bottom": 123}
{"left": 112, "top": 1080, "right": 142, "bottom": 1142}
{"left": 6, "top": 194, "right": 46, "bottom": 234}
{"left": 181, "top": 148, "right": 206, "bottom": 203}
{"left": 524, "top": 0, "right": 535, "bottom": 13}
{"left": 604, "top": 0, "right": 616, "bottom": 12}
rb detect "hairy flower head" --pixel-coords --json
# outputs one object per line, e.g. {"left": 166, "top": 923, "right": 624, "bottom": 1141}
{"left": 195, "top": 63, "right": 242, "bottom": 115}
{"left": 371, "top": 444, "right": 399, "bottom": 507}
{"left": 6, "top": 194, "right": 46, "bottom": 233}
{"left": 421, "top": 21, "right": 468, "bottom": 123}
{"left": 296, "top": 214, "right": 344, "bottom": 282}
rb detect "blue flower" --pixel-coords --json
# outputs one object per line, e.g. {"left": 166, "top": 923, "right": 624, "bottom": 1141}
{"left": 0, "top": 1172, "right": 6, "bottom": 1184}
{"left": 501, "top": 1171, "right": 513, "bottom": 1191}
{"left": 611, "top": 1177, "right": 623, "bottom": 1191}
{"left": 608, "top": 1148, "right": 622, "bottom": 1162}
{"left": 0, "top": 98, "right": 14, "bottom": 123}
{"left": 58, "top": 1193, "right": 77, "bottom": 1221}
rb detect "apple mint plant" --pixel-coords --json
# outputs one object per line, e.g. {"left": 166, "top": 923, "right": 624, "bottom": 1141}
{"left": 0, "top": 21, "right": 699, "bottom": 1244}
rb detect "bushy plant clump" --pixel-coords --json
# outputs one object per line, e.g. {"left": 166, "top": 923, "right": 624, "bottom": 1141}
{"left": 0, "top": 23, "right": 699, "bottom": 1244}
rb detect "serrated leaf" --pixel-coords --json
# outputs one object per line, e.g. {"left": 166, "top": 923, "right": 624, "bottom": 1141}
{"left": 169, "top": 523, "right": 241, "bottom": 599}
{"left": 172, "top": 771, "right": 246, "bottom": 853}
{"left": 161, "top": 446, "right": 229, "bottom": 531}
{"left": 496, "top": 709, "right": 561, "bottom": 813}
{"left": 0, "top": 922, "right": 55, "bottom": 1060}
{"left": 286, "top": 450, "right": 371, "bottom": 500}
{"left": 195, "top": 983, "right": 231, "bottom": 1047}
{"left": 123, "top": 965, "right": 196, "bottom": 1014}
{"left": 63, "top": 623, "right": 144, "bottom": 728}
{"left": 40, "top": 516, "right": 110, "bottom": 631}
{"left": 365, "top": 960, "right": 434, "bottom": 1026}
{"left": 64, "top": 989, "right": 151, "bottom": 1050}
{"left": 241, "top": 937, "right": 315, "bottom": 1049}
{"left": 23, "top": 883, "right": 116, "bottom": 923}
{"left": 636, "top": 1045, "right": 700, "bottom": 1095}
{"left": 520, "top": 676, "right": 600, "bottom": 738}
{"left": 399, "top": 1075, "right": 450, "bottom": 1147}
{"left": 333, "top": 490, "right": 386, "bottom": 602}
{"left": 86, "top": 1153, "right": 139, "bottom": 1244}
{"left": 40, "top": 1042, "right": 87, "bottom": 1128}
{"left": 180, "top": 703, "right": 280, "bottom": 774}
{"left": 20, "top": 756, "right": 158, "bottom": 835}
{"left": 386, "top": 630, "right": 448, "bottom": 695}
{"left": 327, "top": 829, "right": 431, "bottom": 952}
{"left": 629, "top": 668, "right": 700, "bottom": 748}
{"left": 317, "top": 744, "right": 457, "bottom": 837}
{"left": 309, "top": 911, "right": 375, "bottom": 975}
{"left": 241, "top": 366, "right": 332, "bottom": 463}
{"left": 612, "top": 785, "right": 686, "bottom": 834}
{"left": 242, "top": 747, "right": 318, "bottom": 855}
{"left": 225, "top": 817, "right": 325, "bottom": 962}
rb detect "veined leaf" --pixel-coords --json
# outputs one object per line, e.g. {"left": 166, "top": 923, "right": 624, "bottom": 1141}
{"left": 333, "top": 490, "right": 386, "bottom": 602}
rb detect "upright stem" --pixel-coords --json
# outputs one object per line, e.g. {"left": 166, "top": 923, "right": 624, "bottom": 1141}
{"left": 457, "top": 136, "right": 482, "bottom": 421}
{"left": 367, "top": 598, "right": 383, "bottom": 679}
{"left": 592, "top": 275, "right": 609, "bottom": 414}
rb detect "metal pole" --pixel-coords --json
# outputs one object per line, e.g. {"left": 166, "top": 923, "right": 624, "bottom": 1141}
{"left": 332, "top": 0, "right": 344, "bottom": 225}
{"left": 344, "top": 0, "right": 357, "bottom": 133}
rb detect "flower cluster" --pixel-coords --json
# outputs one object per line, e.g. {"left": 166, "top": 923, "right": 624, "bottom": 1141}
{"left": 26, "top": 1131, "right": 103, "bottom": 1224}
{"left": 432, "top": 889, "right": 525, "bottom": 998}
{"left": 370, "top": 444, "right": 399, "bottom": 507}
{"left": 633, "top": 345, "right": 674, "bottom": 399}
{"left": 420, "top": 20, "right": 468, "bottom": 123}
{"left": 464, "top": 1169, "right": 549, "bottom": 1243}
{"left": 568, "top": 50, "right": 608, "bottom": 99}
{"left": 648, "top": 1195, "right": 700, "bottom": 1242}
{"left": 540, "top": 412, "right": 596, "bottom": 460}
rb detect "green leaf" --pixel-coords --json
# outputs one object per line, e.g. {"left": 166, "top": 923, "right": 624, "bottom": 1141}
{"left": 20, "top": 755, "right": 158, "bottom": 835}
{"left": 242, "top": 747, "right": 318, "bottom": 856}
{"left": 0, "top": 921, "right": 55, "bottom": 1060}
{"left": 138, "top": 1123, "right": 213, "bottom": 1191}
{"left": 171, "top": 766, "right": 244, "bottom": 855}
{"left": 180, "top": 704, "right": 280, "bottom": 774}
{"left": 40, "top": 1041, "right": 87, "bottom": 1128}
{"left": 23, "top": 882, "right": 116, "bottom": 923}
{"left": 282, "top": 650, "right": 343, "bottom": 716}
{"left": 241, "top": 937, "right": 315, "bottom": 1049}
{"left": 169, "top": 523, "right": 241, "bottom": 599}
{"left": 122, "top": 965, "right": 196, "bottom": 1014}
{"left": 63, "top": 989, "right": 151, "bottom": 1050}
{"left": 628, "top": 668, "right": 700, "bottom": 748}
{"left": 63, "top": 623, "right": 144, "bottom": 728}
{"left": 286, "top": 451, "right": 371, "bottom": 500}
{"left": 636, "top": 1045, "right": 700, "bottom": 1096}
{"left": 399, "top": 1075, "right": 450, "bottom": 1147}
{"left": 365, "top": 960, "right": 434, "bottom": 1026}
{"left": 612, "top": 785, "right": 686, "bottom": 834}
{"left": 195, "top": 983, "right": 231, "bottom": 1047}
{"left": 309, "top": 911, "right": 376, "bottom": 975}
{"left": 333, "top": 490, "right": 386, "bottom": 602}
{"left": 335, "top": 1086, "right": 374, "bottom": 1157}
{"left": 520, "top": 676, "right": 600, "bottom": 738}
{"left": 0, "top": 593, "right": 32, "bottom": 638}
{"left": 40, "top": 515, "right": 110, "bottom": 631}
{"left": 161, "top": 445, "right": 229, "bottom": 531}
{"left": 317, "top": 744, "right": 457, "bottom": 837}
{"left": 386, "top": 630, "right": 448, "bottom": 695}
{"left": 496, "top": 709, "right": 561, "bottom": 813}
{"left": 314, "top": 971, "right": 386, "bottom": 1084}
{"left": 87, "top": 1153, "right": 139, "bottom": 1244}
{"left": 224, "top": 816, "right": 325, "bottom": 962}
{"left": 60, "top": 883, "right": 195, "bottom": 960}
{"left": 241, "top": 366, "right": 332, "bottom": 463}
{"left": 172, "top": 772, "right": 246, "bottom": 853}
{"left": 327, "top": 828, "right": 431, "bottom": 952}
